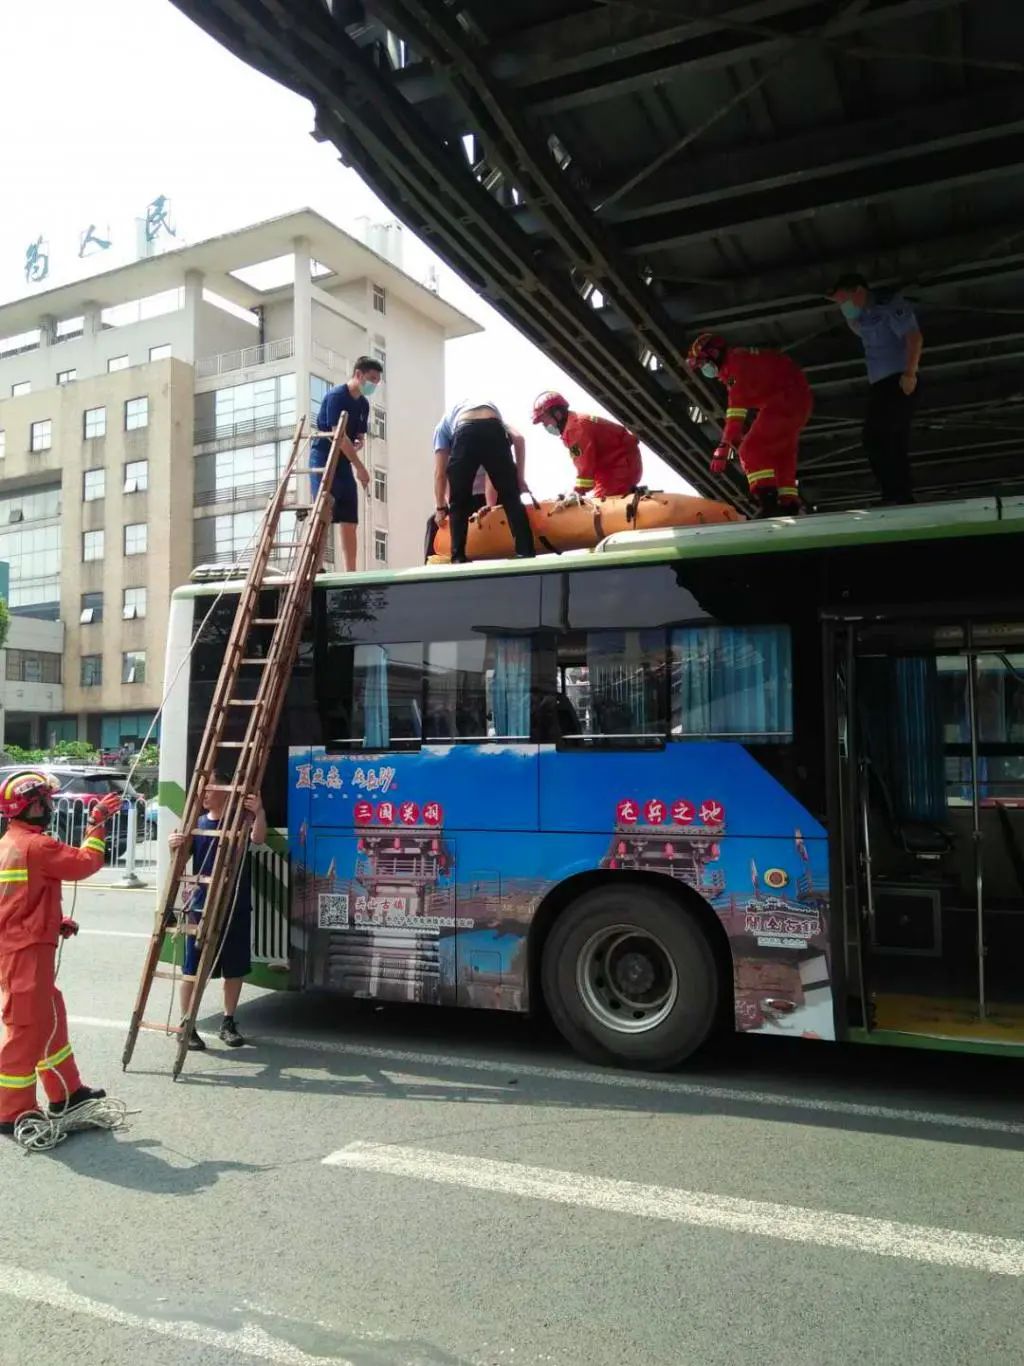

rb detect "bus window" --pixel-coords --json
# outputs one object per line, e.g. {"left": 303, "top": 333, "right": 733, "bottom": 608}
{"left": 551, "top": 629, "right": 668, "bottom": 748}
{"left": 671, "top": 624, "right": 792, "bottom": 743}
{"left": 424, "top": 637, "right": 532, "bottom": 743}
{"left": 318, "top": 641, "right": 423, "bottom": 752}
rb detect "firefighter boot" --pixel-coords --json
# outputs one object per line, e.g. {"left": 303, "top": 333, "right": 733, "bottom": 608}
{"left": 753, "top": 487, "right": 781, "bottom": 519}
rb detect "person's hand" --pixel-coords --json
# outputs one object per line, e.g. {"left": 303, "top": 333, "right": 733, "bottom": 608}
{"left": 59, "top": 917, "right": 79, "bottom": 940}
{"left": 92, "top": 792, "right": 123, "bottom": 824}
{"left": 352, "top": 435, "right": 366, "bottom": 453}
{"left": 899, "top": 371, "right": 918, "bottom": 396}
{"left": 710, "top": 444, "right": 733, "bottom": 475}
{"left": 168, "top": 830, "right": 186, "bottom": 851}
{"left": 243, "top": 794, "right": 263, "bottom": 819}
{"left": 354, "top": 462, "right": 370, "bottom": 490}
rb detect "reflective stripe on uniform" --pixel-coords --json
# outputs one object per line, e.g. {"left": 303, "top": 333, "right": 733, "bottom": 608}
{"left": 37, "top": 1043, "right": 73, "bottom": 1072}
{"left": 0, "top": 868, "right": 28, "bottom": 883}
{"left": 0, "top": 1071, "right": 36, "bottom": 1089}
{"left": 575, "top": 478, "right": 595, "bottom": 488}
{"left": 83, "top": 837, "right": 105, "bottom": 854}
{"left": 746, "top": 468, "right": 774, "bottom": 482}
{"left": 725, "top": 407, "right": 748, "bottom": 418}
{"left": 779, "top": 486, "right": 799, "bottom": 496}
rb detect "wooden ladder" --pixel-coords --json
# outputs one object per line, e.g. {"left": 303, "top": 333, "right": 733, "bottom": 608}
{"left": 122, "top": 412, "right": 348, "bottom": 1079}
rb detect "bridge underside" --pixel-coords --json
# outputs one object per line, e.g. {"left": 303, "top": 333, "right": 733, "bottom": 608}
{"left": 171, "top": 0, "right": 1024, "bottom": 511}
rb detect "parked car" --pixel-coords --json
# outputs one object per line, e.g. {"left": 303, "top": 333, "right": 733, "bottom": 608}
{"left": 0, "top": 764, "right": 144, "bottom": 856}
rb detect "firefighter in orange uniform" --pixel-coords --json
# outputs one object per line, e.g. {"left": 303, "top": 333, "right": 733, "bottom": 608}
{"left": 0, "top": 771, "right": 122, "bottom": 1135}
{"left": 532, "top": 391, "right": 643, "bottom": 497}
{"left": 686, "top": 333, "right": 813, "bottom": 517}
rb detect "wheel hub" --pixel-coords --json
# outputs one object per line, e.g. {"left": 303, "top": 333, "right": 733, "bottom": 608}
{"left": 576, "top": 924, "right": 679, "bottom": 1035}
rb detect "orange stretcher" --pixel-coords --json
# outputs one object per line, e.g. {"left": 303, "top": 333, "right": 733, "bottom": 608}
{"left": 431, "top": 490, "right": 743, "bottom": 561}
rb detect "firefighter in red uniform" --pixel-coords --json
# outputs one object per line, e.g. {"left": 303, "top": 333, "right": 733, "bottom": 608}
{"left": 686, "top": 333, "right": 813, "bottom": 517}
{"left": 0, "top": 770, "right": 122, "bottom": 1135}
{"left": 532, "top": 391, "right": 643, "bottom": 497}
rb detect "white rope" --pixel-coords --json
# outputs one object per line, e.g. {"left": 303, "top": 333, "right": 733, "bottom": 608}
{"left": 13, "top": 1097, "right": 136, "bottom": 1153}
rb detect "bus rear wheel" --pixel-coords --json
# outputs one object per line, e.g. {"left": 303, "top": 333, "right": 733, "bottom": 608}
{"left": 542, "top": 883, "right": 720, "bottom": 1070}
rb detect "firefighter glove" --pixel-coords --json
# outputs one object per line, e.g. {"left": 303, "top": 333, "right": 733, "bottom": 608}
{"left": 59, "top": 918, "right": 79, "bottom": 939}
{"left": 710, "top": 444, "right": 733, "bottom": 475}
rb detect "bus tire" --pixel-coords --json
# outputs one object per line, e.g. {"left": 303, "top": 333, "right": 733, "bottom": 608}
{"left": 541, "top": 883, "right": 719, "bottom": 1070}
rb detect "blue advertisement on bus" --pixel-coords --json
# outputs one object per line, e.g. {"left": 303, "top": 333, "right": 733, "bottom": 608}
{"left": 287, "top": 744, "right": 834, "bottom": 1040}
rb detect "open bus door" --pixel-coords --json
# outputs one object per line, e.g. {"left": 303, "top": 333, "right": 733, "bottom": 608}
{"left": 830, "top": 614, "right": 1024, "bottom": 1051}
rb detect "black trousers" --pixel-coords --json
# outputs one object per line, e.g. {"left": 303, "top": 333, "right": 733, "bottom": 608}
{"left": 424, "top": 493, "right": 485, "bottom": 561}
{"left": 863, "top": 374, "right": 916, "bottom": 503}
{"left": 448, "top": 418, "right": 535, "bottom": 560}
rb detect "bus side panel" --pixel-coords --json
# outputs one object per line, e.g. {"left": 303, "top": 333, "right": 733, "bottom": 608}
{"left": 540, "top": 744, "right": 834, "bottom": 1040}
{"left": 288, "top": 744, "right": 539, "bottom": 1007}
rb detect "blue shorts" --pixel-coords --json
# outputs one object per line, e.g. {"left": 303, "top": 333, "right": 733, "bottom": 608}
{"left": 311, "top": 449, "right": 359, "bottom": 525}
{"left": 183, "top": 897, "right": 252, "bottom": 980}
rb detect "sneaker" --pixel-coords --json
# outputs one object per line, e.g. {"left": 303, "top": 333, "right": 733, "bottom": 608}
{"left": 219, "top": 1016, "right": 245, "bottom": 1048}
{"left": 182, "top": 1020, "right": 206, "bottom": 1051}
{"left": 49, "top": 1086, "right": 106, "bottom": 1118}
{"left": 1, "top": 1109, "right": 45, "bottom": 1137}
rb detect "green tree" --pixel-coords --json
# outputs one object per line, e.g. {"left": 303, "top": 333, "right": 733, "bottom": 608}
{"left": 0, "top": 596, "right": 9, "bottom": 652}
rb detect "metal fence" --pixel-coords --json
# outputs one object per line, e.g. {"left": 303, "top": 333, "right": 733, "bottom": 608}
{"left": 194, "top": 336, "right": 295, "bottom": 380}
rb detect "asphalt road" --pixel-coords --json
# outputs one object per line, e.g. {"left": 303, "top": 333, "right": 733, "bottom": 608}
{"left": 2, "top": 884, "right": 1023, "bottom": 1366}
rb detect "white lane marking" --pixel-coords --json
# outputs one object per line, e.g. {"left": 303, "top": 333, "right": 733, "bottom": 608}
{"left": 69, "top": 1014, "right": 1024, "bottom": 1138}
{"left": 325, "top": 1141, "right": 1024, "bottom": 1278}
{"left": 79, "top": 929, "right": 150, "bottom": 939}
{"left": 0, "top": 1262, "right": 350, "bottom": 1364}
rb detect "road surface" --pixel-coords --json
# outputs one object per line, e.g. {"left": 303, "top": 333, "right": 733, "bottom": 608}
{"left": 2, "top": 884, "right": 1022, "bottom": 1365}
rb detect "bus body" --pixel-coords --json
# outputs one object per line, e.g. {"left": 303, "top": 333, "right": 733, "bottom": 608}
{"left": 157, "top": 497, "right": 1024, "bottom": 1067}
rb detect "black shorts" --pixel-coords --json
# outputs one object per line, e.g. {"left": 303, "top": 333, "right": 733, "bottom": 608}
{"left": 183, "top": 898, "right": 252, "bottom": 980}
{"left": 311, "top": 453, "right": 359, "bottom": 525}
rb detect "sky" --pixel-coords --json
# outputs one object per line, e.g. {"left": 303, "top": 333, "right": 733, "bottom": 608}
{"left": 0, "top": 0, "right": 693, "bottom": 500}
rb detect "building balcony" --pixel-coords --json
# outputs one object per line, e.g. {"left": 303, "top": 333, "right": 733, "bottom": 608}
{"left": 195, "top": 336, "right": 295, "bottom": 380}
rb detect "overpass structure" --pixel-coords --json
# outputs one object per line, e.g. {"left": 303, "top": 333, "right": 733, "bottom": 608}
{"left": 172, "top": 0, "right": 1024, "bottom": 511}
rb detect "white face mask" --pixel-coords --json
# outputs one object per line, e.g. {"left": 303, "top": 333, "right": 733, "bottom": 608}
{"left": 360, "top": 378, "right": 379, "bottom": 397}
{"left": 543, "top": 422, "right": 561, "bottom": 436}
{"left": 700, "top": 362, "right": 719, "bottom": 379}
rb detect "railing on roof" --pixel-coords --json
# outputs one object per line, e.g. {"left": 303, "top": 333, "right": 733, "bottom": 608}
{"left": 195, "top": 335, "right": 295, "bottom": 379}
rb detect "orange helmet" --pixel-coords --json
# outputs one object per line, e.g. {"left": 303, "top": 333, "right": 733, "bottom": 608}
{"left": 0, "top": 770, "right": 60, "bottom": 820}
{"left": 532, "top": 390, "right": 570, "bottom": 425}
{"left": 686, "top": 332, "right": 728, "bottom": 373}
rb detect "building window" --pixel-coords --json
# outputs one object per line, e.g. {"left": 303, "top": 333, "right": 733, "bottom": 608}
{"left": 56, "top": 368, "right": 77, "bottom": 385}
{"left": 193, "top": 439, "right": 290, "bottom": 506}
{"left": 310, "top": 374, "right": 331, "bottom": 411}
{"left": 0, "top": 487, "right": 61, "bottom": 612}
{"left": 204, "top": 373, "right": 296, "bottom": 441}
{"left": 125, "top": 396, "right": 148, "bottom": 431}
{"left": 149, "top": 344, "right": 172, "bottom": 361}
{"left": 0, "top": 431, "right": 5, "bottom": 459}
{"left": 124, "top": 460, "right": 148, "bottom": 493}
{"left": 84, "top": 406, "right": 106, "bottom": 439}
{"left": 108, "top": 355, "right": 129, "bottom": 373}
{"left": 80, "top": 654, "right": 103, "bottom": 687}
{"left": 122, "top": 650, "right": 146, "bottom": 684}
{"left": 373, "top": 468, "right": 388, "bottom": 503}
{"left": 374, "top": 530, "right": 388, "bottom": 564}
{"left": 11, "top": 382, "right": 30, "bottom": 397}
{"left": 83, "top": 529, "right": 104, "bottom": 562}
{"left": 83, "top": 468, "right": 105, "bottom": 502}
{"left": 123, "top": 586, "right": 146, "bottom": 620}
{"left": 194, "top": 508, "right": 297, "bottom": 565}
{"left": 80, "top": 591, "right": 103, "bottom": 625}
{"left": 372, "top": 343, "right": 386, "bottom": 371}
{"left": 30, "top": 420, "right": 52, "bottom": 452}
{"left": 124, "top": 522, "right": 147, "bottom": 556}
{"left": 6, "top": 649, "right": 62, "bottom": 684}
{"left": 371, "top": 406, "right": 387, "bottom": 440}
{"left": 372, "top": 284, "right": 386, "bottom": 315}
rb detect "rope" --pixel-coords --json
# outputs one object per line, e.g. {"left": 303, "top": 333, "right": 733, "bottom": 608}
{"left": 13, "top": 1097, "right": 135, "bottom": 1153}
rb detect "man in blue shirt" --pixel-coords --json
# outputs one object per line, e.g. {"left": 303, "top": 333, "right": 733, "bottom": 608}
{"left": 311, "top": 356, "right": 382, "bottom": 570}
{"left": 828, "top": 273, "right": 924, "bottom": 504}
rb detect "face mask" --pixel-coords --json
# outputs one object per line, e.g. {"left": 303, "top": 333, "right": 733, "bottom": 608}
{"left": 700, "top": 362, "right": 719, "bottom": 379}
{"left": 360, "top": 379, "right": 379, "bottom": 397}
{"left": 839, "top": 300, "right": 862, "bottom": 321}
{"left": 543, "top": 422, "right": 561, "bottom": 436}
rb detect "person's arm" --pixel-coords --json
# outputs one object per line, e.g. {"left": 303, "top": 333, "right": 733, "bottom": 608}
{"left": 433, "top": 448, "right": 450, "bottom": 524}
{"left": 28, "top": 793, "right": 121, "bottom": 882}
{"left": 902, "top": 328, "right": 924, "bottom": 395}
{"left": 245, "top": 794, "right": 267, "bottom": 845}
{"left": 506, "top": 424, "right": 530, "bottom": 495}
{"left": 569, "top": 424, "right": 596, "bottom": 495}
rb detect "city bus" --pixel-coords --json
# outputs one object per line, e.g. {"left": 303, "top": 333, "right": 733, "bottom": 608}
{"left": 155, "top": 496, "right": 1024, "bottom": 1068}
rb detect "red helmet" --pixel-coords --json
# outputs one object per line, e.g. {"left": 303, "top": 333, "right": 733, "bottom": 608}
{"left": 686, "top": 332, "right": 728, "bottom": 372}
{"left": 532, "top": 390, "right": 569, "bottom": 425}
{"left": 0, "top": 769, "right": 60, "bottom": 820}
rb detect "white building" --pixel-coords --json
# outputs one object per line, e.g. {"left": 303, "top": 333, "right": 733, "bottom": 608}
{"left": 0, "top": 209, "right": 479, "bottom": 751}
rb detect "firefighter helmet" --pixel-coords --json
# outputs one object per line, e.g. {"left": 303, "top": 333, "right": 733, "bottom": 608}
{"left": 0, "top": 770, "right": 60, "bottom": 820}
{"left": 532, "top": 390, "right": 570, "bottom": 425}
{"left": 686, "top": 332, "right": 728, "bottom": 372}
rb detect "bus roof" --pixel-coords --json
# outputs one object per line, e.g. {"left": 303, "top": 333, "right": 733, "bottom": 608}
{"left": 174, "top": 495, "right": 1024, "bottom": 600}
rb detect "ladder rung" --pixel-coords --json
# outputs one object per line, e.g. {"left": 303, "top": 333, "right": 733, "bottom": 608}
{"left": 227, "top": 699, "right": 259, "bottom": 707}
{"left": 140, "top": 1020, "right": 183, "bottom": 1034}
{"left": 253, "top": 618, "right": 281, "bottom": 625}
{"left": 240, "top": 658, "right": 267, "bottom": 665}
{"left": 216, "top": 740, "right": 255, "bottom": 748}
{"left": 153, "top": 970, "right": 197, "bottom": 983}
